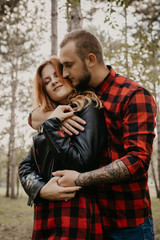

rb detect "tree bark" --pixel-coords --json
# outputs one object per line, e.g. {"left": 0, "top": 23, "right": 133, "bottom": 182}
{"left": 17, "top": 170, "right": 19, "bottom": 197}
{"left": 10, "top": 67, "right": 17, "bottom": 199}
{"left": 51, "top": 0, "right": 58, "bottom": 55}
{"left": 157, "top": 114, "right": 160, "bottom": 196}
{"left": 124, "top": 5, "right": 129, "bottom": 78}
{"left": 5, "top": 155, "right": 10, "bottom": 197}
{"left": 151, "top": 156, "right": 160, "bottom": 198}
{"left": 66, "top": 0, "right": 82, "bottom": 32}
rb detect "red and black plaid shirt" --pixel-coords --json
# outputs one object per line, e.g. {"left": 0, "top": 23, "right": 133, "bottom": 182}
{"left": 95, "top": 66, "right": 157, "bottom": 230}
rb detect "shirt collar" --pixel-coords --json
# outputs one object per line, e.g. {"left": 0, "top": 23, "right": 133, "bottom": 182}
{"left": 95, "top": 65, "right": 116, "bottom": 96}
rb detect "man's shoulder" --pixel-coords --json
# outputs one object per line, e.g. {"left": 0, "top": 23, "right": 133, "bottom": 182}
{"left": 101, "top": 71, "right": 155, "bottom": 106}
{"left": 109, "top": 73, "right": 150, "bottom": 99}
{"left": 114, "top": 74, "right": 142, "bottom": 90}
{"left": 106, "top": 66, "right": 142, "bottom": 92}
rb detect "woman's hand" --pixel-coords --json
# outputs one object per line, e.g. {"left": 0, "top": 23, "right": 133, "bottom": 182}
{"left": 48, "top": 105, "right": 74, "bottom": 121}
{"left": 39, "top": 177, "right": 80, "bottom": 201}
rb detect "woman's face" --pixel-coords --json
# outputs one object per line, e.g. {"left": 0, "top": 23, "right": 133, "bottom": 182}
{"left": 41, "top": 63, "right": 73, "bottom": 104}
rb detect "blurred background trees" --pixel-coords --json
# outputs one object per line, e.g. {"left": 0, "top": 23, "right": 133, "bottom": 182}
{"left": 0, "top": 0, "right": 159, "bottom": 199}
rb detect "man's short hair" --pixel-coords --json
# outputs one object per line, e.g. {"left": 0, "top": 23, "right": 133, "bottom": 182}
{"left": 60, "top": 29, "right": 104, "bottom": 64}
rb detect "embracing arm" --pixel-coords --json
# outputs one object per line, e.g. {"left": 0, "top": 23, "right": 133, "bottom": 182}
{"left": 75, "top": 160, "right": 129, "bottom": 186}
{"left": 29, "top": 107, "right": 53, "bottom": 130}
{"left": 42, "top": 104, "right": 107, "bottom": 172}
{"left": 53, "top": 160, "right": 130, "bottom": 187}
{"left": 19, "top": 148, "right": 46, "bottom": 205}
{"left": 19, "top": 144, "right": 80, "bottom": 204}
{"left": 29, "top": 106, "right": 86, "bottom": 133}
{"left": 54, "top": 88, "right": 157, "bottom": 187}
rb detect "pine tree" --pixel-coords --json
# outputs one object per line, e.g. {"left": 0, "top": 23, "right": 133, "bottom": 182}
{"left": 0, "top": 0, "right": 48, "bottom": 198}
{"left": 51, "top": 0, "right": 58, "bottom": 55}
{"left": 66, "top": 0, "right": 83, "bottom": 32}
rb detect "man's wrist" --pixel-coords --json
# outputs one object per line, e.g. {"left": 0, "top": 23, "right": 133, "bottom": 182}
{"left": 74, "top": 173, "right": 83, "bottom": 186}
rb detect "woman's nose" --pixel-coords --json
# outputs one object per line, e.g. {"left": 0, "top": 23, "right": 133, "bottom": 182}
{"left": 50, "top": 76, "right": 58, "bottom": 85}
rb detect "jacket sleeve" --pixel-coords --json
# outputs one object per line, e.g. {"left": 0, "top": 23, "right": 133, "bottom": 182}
{"left": 19, "top": 146, "right": 46, "bottom": 206}
{"left": 42, "top": 103, "right": 107, "bottom": 172}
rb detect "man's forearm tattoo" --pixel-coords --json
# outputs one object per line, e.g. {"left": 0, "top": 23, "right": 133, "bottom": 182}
{"left": 75, "top": 160, "right": 130, "bottom": 187}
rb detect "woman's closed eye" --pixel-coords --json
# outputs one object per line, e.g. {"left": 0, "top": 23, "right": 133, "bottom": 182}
{"left": 44, "top": 78, "right": 51, "bottom": 85}
{"left": 54, "top": 72, "right": 58, "bottom": 78}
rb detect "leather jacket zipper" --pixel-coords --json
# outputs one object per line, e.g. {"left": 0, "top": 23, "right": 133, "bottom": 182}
{"left": 43, "top": 128, "right": 61, "bottom": 154}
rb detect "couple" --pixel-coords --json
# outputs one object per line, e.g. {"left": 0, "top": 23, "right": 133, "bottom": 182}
{"left": 19, "top": 29, "right": 157, "bottom": 240}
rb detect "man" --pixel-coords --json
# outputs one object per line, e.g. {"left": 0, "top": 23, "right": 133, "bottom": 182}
{"left": 31, "top": 29, "right": 157, "bottom": 239}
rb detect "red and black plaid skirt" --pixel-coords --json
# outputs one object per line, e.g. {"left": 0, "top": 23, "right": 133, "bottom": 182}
{"left": 31, "top": 191, "right": 104, "bottom": 240}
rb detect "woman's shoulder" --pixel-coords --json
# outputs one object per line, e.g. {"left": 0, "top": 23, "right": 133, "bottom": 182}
{"left": 32, "top": 132, "right": 45, "bottom": 144}
{"left": 75, "top": 101, "right": 104, "bottom": 122}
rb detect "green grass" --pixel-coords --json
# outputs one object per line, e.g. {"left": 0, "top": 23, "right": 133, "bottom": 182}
{"left": 0, "top": 195, "right": 160, "bottom": 240}
{"left": 0, "top": 196, "right": 33, "bottom": 240}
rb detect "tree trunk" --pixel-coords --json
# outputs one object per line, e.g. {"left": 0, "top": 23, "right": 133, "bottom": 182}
{"left": 151, "top": 35, "right": 160, "bottom": 198}
{"left": 5, "top": 156, "right": 10, "bottom": 197}
{"left": 66, "top": 0, "right": 82, "bottom": 32}
{"left": 10, "top": 67, "right": 17, "bottom": 199}
{"left": 124, "top": 6, "right": 129, "bottom": 78}
{"left": 157, "top": 114, "right": 160, "bottom": 196}
{"left": 151, "top": 157, "right": 160, "bottom": 198}
{"left": 51, "top": 0, "right": 58, "bottom": 55}
{"left": 17, "top": 171, "right": 19, "bottom": 197}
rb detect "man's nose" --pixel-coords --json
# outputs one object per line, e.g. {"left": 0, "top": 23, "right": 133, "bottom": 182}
{"left": 63, "top": 67, "right": 69, "bottom": 78}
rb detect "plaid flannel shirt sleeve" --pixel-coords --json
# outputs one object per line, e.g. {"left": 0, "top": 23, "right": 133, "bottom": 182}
{"left": 120, "top": 87, "right": 157, "bottom": 177}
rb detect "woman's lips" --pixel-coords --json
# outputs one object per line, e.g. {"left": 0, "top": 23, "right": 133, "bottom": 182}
{"left": 54, "top": 85, "right": 63, "bottom": 91}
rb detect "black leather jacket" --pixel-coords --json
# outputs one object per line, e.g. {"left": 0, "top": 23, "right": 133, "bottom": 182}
{"left": 19, "top": 103, "right": 107, "bottom": 206}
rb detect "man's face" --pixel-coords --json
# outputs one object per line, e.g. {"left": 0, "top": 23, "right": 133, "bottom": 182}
{"left": 60, "top": 41, "right": 91, "bottom": 90}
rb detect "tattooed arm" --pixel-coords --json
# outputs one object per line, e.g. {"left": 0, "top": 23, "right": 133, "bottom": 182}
{"left": 53, "top": 160, "right": 130, "bottom": 187}
{"left": 75, "top": 160, "right": 130, "bottom": 186}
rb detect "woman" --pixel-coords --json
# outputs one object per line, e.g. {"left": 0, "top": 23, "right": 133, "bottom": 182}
{"left": 19, "top": 56, "right": 107, "bottom": 240}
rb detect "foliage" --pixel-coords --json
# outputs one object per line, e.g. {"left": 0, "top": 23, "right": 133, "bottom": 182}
{"left": 0, "top": 0, "right": 20, "bottom": 18}
{"left": 130, "top": 0, "right": 160, "bottom": 94}
{"left": 0, "top": 0, "right": 48, "bottom": 147}
{"left": 0, "top": 0, "right": 48, "bottom": 198}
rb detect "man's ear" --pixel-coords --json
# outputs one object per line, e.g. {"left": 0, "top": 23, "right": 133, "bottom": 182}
{"left": 85, "top": 53, "right": 97, "bottom": 68}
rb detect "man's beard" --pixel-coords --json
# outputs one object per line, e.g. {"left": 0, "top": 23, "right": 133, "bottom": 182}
{"left": 75, "top": 64, "right": 91, "bottom": 91}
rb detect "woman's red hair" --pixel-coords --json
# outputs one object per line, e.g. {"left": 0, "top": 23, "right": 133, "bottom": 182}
{"left": 34, "top": 56, "right": 65, "bottom": 111}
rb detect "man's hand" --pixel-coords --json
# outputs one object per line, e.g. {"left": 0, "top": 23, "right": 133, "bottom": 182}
{"left": 52, "top": 170, "right": 80, "bottom": 187}
{"left": 61, "top": 115, "right": 86, "bottom": 136}
{"left": 39, "top": 176, "right": 80, "bottom": 201}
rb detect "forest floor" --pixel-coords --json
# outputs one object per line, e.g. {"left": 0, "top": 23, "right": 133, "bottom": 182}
{"left": 0, "top": 195, "right": 33, "bottom": 240}
{"left": 0, "top": 188, "right": 160, "bottom": 240}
